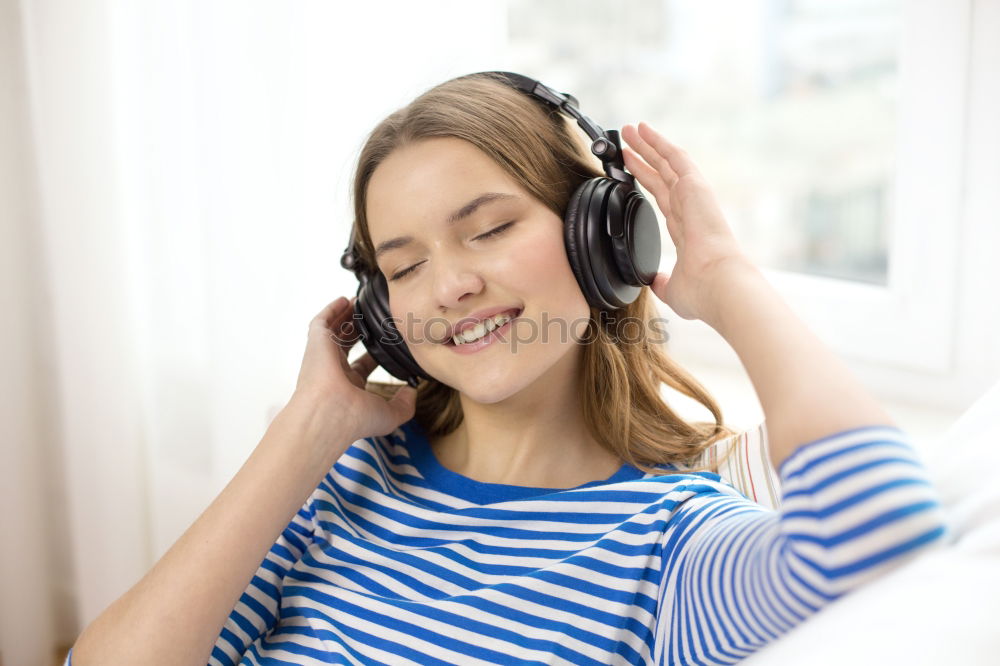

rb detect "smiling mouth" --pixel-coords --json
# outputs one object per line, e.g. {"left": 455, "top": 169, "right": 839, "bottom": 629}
{"left": 443, "top": 308, "right": 522, "bottom": 346}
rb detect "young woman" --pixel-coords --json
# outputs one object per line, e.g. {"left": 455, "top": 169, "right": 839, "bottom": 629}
{"left": 69, "top": 72, "right": 949, "bottom": 665}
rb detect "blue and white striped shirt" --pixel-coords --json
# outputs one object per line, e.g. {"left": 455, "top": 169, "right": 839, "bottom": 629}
{"left": 66, "top": 418, "right": 950, "bottom": 665}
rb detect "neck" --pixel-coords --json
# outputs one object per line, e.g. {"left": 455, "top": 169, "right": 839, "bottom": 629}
{"left": 431, "top": 347, "right": 622, "bottom": 488}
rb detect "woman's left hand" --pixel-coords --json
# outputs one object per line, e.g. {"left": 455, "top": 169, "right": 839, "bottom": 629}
{"left": 620, "top": 122, "right": 751, "bottom": 325}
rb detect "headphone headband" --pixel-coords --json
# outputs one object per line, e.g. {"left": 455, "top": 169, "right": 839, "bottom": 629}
{"left": 340, "top": 70, "right": 634, "bottom": 276}
{"left": 476, "top": 71, "right": 633, "bottom": 186}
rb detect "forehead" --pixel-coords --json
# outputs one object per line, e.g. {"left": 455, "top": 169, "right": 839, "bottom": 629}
{"left": 366, "top": 137, "right": 522, "bottom": 235}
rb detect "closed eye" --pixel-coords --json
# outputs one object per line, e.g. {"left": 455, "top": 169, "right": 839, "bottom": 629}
{"left": 387, "top": 221, "right": 516, "bottom": 281}
{"left": 474, "top": 220, "right": 515, "bottom": 241}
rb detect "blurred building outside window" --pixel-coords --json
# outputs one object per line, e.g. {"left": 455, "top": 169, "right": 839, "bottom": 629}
{"left": 508, "top": 0, "right": 899, "bottom": 284}
{"left": 505, "top": 0, "right": 967, "bottom": 385}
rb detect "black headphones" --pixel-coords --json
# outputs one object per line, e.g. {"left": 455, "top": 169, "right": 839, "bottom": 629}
{"left": 339, "top": 71, "right": 661, "bottom": 388}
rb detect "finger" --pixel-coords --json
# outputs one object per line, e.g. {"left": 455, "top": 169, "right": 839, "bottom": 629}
{"left": 386, "top": 384, "right": 417, "bottom": 425}
{"left": 650, "top": 271, "right": 670, "bottom": 303}
{"left": 622, "top": 124, "right": 679, "bottom": 186}
{"left": 311, "top": 297, "right": 360, "bottom": 350}
{"left": 623, "top": 146, "right": 685, "bottom": 246}
{"left": 636, "top": 122, "right": 702, "bottom": 179}
{"left": 622, "top": 146, "right": 672, "bottom": 203}
{"left": 349, "top": 351, "right": 378, "bottom": 380}
{"left": 329, "top": 318, "right": 360, "bottom": 352}
{"left": 310, "top": 296, "right": 351, "bottom": 329}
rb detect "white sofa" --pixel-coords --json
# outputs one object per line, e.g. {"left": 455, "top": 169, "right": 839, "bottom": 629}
{"left": 727, "top": 379, "right": 1000, "bottom": 665}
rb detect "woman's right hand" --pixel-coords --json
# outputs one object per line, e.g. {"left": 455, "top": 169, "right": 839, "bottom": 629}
{"left": 289, "top": 296, "right": 417, "bottom": 442}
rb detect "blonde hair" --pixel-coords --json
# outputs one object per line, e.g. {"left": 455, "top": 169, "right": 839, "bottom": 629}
{"left": 348, "top": 72, "right": 739, "bottom": 475}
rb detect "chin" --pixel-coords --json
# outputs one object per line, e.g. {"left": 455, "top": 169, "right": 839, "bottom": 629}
{"left": 429, "top": 367, "right": 528, "bottom": 404}
{"left": 456, "top": 379, "right": 525, "bottom": 405}
{"left": 421, "top": 347, "right": 563, "bottom": 405}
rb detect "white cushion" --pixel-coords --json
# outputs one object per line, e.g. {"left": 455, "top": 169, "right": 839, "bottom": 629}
{"left": 737, "top": 377, "right": 1000, "bottom": 664}
{"left": 695, "top": 419, "right": 782, "bottom": 511}
{"left": 922, "top": 378, "right": 1000, "bottom": 554}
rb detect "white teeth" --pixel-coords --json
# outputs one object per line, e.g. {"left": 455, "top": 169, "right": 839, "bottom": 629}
{"left": 465, "top": 322, "right": 488, "bottom": 342}
{"left": 452, "top": 312, "right": 515, "bottom": 345}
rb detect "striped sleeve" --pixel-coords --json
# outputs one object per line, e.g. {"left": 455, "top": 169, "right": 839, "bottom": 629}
{"left": 655, "top": 424, "right": 950, "bottom": 665}
{"left": 208, "top": 489, "right": 319, "bottom": 666}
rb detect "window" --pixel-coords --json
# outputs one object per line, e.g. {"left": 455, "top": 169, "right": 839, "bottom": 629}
{"left": 506, "top": 0, "right": 969, "bottom": 375}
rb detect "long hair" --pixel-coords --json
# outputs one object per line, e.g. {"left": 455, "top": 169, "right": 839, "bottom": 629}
{"left": 348, "top": 72, "right": 739, "bottom": 475}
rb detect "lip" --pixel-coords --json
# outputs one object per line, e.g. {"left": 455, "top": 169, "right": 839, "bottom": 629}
{"left": 445, "top": 315, "right": 518, "bottom": 354}
{"left": 443, "top": 306, "right": 522, "bottom": 341}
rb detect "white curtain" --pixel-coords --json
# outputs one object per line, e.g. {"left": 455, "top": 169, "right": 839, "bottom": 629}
{"left": 3, "top": 1, "right": 506, "bottom": 662}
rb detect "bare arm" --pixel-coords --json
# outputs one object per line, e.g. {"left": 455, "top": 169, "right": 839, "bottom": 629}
{"left": 701, "top": 257, "right": 895, "bottom": 471}
{"left": 71, "top": 399, "right": 353, "bottom": 666}
{"left": 620, "top": 121, "right": 894, "bottom": 471}
{"left": 70, "top": 294, "right": 416, "bottom": 665}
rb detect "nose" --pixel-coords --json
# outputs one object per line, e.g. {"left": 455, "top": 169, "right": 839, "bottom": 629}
{"left": 431, "top": 253, "right": 485, "bottom": 312}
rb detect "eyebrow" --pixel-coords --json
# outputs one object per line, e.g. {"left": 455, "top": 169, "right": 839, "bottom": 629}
{"left": 373, "top": 192, "right": 520, "bottom": 261}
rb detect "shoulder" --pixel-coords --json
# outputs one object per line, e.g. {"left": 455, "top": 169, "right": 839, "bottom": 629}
{"left": 351, "top": 417, "right": 425, "bottom": 455}
{"left": 633, "top": 467, "right": 751, "bottom": 506}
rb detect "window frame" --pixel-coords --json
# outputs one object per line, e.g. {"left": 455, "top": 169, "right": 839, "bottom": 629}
{"left": 662, "top": 0, "right": 974, "bottom": 379}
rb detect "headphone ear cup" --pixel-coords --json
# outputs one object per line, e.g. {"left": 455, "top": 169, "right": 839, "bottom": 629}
{"left": 565, "top": 178, "right": 648, "bottom": 310}
{"left": 564, "top": 179, "right": 608, "bottom": 310}
{"left": 354, "top": 271, "right": 428, "bottom": 388}
{"left": 608, "top": 189, "right": 661, "bottom": 287}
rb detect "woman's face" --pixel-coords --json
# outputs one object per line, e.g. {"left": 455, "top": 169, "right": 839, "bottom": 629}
{"left": 366, "top": 136, "right": 591, "bottom": 404}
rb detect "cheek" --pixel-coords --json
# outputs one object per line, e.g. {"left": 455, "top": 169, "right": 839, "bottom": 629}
{"left": 506, "top": 224, "right": 588, "bottom": 309}
{"left": 518, "top": 226, "right": 579, "bottom": 291}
